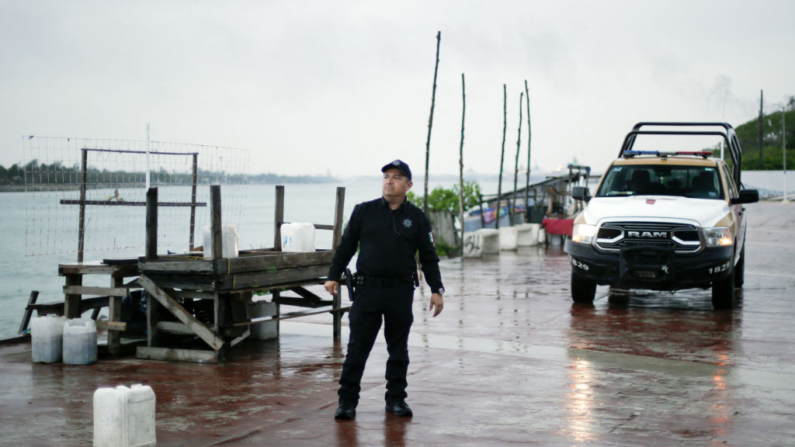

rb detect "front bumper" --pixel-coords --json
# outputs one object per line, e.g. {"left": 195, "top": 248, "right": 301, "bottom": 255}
{"left": 564, "top": 239, "right": 733, "bottom": 290}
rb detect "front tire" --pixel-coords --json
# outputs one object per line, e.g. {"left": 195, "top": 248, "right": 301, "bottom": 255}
{"left": 571, "top": 272, "right": 596, "bottom": 304}
{"left": 712, "top": 268, "right": 736, "bottom": 309}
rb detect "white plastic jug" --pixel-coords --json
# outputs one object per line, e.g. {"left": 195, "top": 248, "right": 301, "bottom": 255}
{"left": 93, "top": 384, "right": 157, "bottom": 447}
{"left": 63, "top": 318, "right": 97, "bottom": 365}
{"left": 203, "top": 224, "right": 239, "bottom": 259}
{"left": 281, "top": 223, "right": 316, "bottom": 252}
{"left": 31, "top": 315, "right": 66, "bottom": 363}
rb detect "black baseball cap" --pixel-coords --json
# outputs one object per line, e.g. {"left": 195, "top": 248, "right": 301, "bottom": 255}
{"left": 381, "top": 159, "right": 412, "bottom": 180}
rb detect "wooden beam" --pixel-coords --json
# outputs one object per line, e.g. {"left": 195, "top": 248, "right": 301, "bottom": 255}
{"left": 272, "top": 297, "right": 333, "bottom": 308}
{"left": 18, "top": 291, "right": 38, "bottom": 334}
{"left": 211, "top": 185, "right": 222, "bottom": 260}
{"left": 63, "top": 286, "right": 129, "bottom": 297}
{"left": 146, "top": 187, "right": 158, "bottom": 260}
{"left": 107, "top": 275, "right": 123, "bottom": 355}
{"left": 96, "top": 320, "right": 127, "bottom": 332}
{"left": 139, "top": 275, "right": 225, "bottom": 351}
{"left": 64, "top": 274, "right": 82, "bottom": 319}
{"left": 136, "top": 346, "right": 220, "bottom": 364}
{"left": 216, "top": 264, "right": 329, "bottom": 290}
{"left": 332, "top": 187, "right": 346, "bottom": 249}
{"left": 274, "top": 185, "right": 284, "bottom": 251}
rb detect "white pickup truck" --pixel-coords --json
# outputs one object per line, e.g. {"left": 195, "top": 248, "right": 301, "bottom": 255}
{"left": 564, "top": 122, "right": 759, "bottom": 308}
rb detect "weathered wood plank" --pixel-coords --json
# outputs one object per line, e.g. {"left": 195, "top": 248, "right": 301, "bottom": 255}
{"left": 64, "top": 274, "right": 82, "bottom": 319}
{"left": 139, "top": 275, "right": 225, "bottom": 351}
{"left": 18, "top": 291, "right": 38, "bottom": 334}
{"left": 136, "top": 346, "right": 219, "bottom": 364}
{"left": 96, "top": 320, "right": 127, "bottom": 331}
{"left": 333, "top": 187, "right": 346, "bottom": 249}
{"left": 214, "top": 251, "right": 332, "bottom": 274}
{"left": 217, "top": 264, "right": 329, "bottom": 291}
{"left": 146, "top": 187, "right": 158, "bottom": 260}
{"left": 167, "top": 290, "right": 216, "bottom": 300}
{"left": 142, "top": 274, "right": 216, "bottom": 289}
{"left": 272, "top": 297, "right": 333, "bottom": 308}
{"left": 63, "top": 286, "right": 130, "bottom": 297}
{"left": 155, "top": 321, "right": 214, "bottom": 335}
{"left": 211, "top": 185, "right": 223, "bottom": 260}
{"left": 59, "top": 262, "right": 138, "bottom": 277}
{"left": 274, "top": 185, "right": 284, "bottom": 251}
{"left": 107, "top": 275, "right": 123, "bottom": 355}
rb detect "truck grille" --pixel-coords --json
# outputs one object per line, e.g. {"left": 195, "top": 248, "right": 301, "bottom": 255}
{"left": 595, "top": 221, "right": 701, "bottom": 253}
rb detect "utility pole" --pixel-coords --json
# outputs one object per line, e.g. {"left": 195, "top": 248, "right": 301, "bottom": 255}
{"left": 759, "top": 90, "right": 764, "bottom": 169}
{"left": 783, "top": 104, "right": 789, "bottom": 203}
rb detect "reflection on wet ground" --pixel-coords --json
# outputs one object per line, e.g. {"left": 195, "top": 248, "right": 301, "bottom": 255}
{"left": 1, "top": 202, "right": 794, "bottom": 446}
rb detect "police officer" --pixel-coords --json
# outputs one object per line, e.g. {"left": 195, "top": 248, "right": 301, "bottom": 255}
{"left": 325, "top": 159, "right": 445, "bottom": 420}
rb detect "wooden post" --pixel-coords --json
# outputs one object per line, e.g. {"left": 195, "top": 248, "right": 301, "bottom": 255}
{"left": 496, "top": 84, "right": 507, "bottom": 229}
{"left": 18, "top": 290, "right": 39, "bottom": 334}
{"left": 423, "top": 31, "right": 441, "bottom": 215}
{"left": 211, "top": 185, "right": 222, "bottom": 259}
{"left": 458, "top": 73, "right": 466, "bottom": 249}
{"left": 77, "top": 148, "right": 88, "bottom": 263}
{"left": 273, "top": 289, "right": 281, "bottom": 337}
{"left": 478, "top": 194, "right": 485, "bottom": 229}
{"left": 189, "top": 153, "right": 198, "bottom": 250}
{"left": 64, "top": 274, "right": 82, "bottom": 319}
{"left": 512, "top": 92, "right": 524, "bottom": 226}
{"left": 332, "top": 187, "right": 346, "bottom": 249}
{"left": 146, "top": 187, "right": 158, "bottom": 260}
{"left": 274, "top": 185, "right": 285, "bottom": 251}
{"left": 524, "top": 80, "right": 532, "bottom": 220}
{"left": 107, "top": 276, "right": 123, "bottom": 356}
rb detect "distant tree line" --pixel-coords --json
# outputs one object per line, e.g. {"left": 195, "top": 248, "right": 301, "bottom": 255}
{"left": 0, "top": 159, "right": 337, "bottom": 188}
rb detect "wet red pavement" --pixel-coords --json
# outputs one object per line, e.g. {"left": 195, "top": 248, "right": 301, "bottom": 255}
{"left": 1, "top": 202, "right": 794, "bottom": 446}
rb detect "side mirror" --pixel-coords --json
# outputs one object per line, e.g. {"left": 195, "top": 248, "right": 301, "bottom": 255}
{"left": 572, "top": 186, "right": 591, "bottom": 202}
{"left": 730, "top": 189, "right": 759, "bottom": 205}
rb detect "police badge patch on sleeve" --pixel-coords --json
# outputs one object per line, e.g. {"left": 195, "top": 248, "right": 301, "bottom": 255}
{"left": 429, "top": 232, "right": 435, "bottom": 245}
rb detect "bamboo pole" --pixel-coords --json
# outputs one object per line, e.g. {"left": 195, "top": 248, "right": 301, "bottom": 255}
{"left": 512, "top": 92, "right": 524, "bottom": 225}
{"left": 423, "top": 31, "right": 441, "bottom": 215}
{"left": 496, "top": 84, "right": 507, "bottom": 229}
{"left": 458, "top": 73, "right": 466, "bottom": 250}
{"left": 77, "top": 148, "right": 87, "bottom": 262}
{"left": 524, "top": 80, "right": 532, "bottom": 219}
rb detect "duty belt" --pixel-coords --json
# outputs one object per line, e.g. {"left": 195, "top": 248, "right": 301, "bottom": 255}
{"left": 354, "top": 273, "right": 415, "bottom": 287}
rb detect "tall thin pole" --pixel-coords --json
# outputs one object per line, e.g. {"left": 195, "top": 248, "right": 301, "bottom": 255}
{"left": 759, "top": 90, "right": 764, "bottom": 170}
{"left": 512, "top": 92, "right": 524, "bottom": 225}
{"left": 496, "top": 84, "right": 507, "bottom": 230}
{"left": 146, "top": 123, "right": 151, "bottom": 190}
{"left": 458, "top": 73, "right": 466, "bottom": 250}
{"left": 423, "top": 31, "right": 441, "bottom": 215}
{"left": 77, "top": 148, "right": 87, "bottom": 263}
{"left": 524, "top": 80, "right": 532, "bottom": 218}
{"left": 783, "top": 105, "right": 789, "bottom": 203}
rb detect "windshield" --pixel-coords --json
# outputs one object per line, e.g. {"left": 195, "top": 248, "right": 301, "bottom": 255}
{"left": 595, "top": 164, "right": 724, "bottom": 199}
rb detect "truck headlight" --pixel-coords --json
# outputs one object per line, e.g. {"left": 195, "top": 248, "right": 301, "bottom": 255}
{"left": 703, "top": 227, "right": 733, "bottom": 247}
{"left": 572, "top": 224, "right": 597, "bottom": 244}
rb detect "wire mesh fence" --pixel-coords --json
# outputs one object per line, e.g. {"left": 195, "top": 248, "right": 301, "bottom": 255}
{"left": 22, "top": 136, "right": 249, "bottom": 258}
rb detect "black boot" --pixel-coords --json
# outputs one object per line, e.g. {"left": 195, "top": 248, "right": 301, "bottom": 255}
{"left": 334, "top": 401, "right": 357, "bottom": 420}
{"left": 385, "top": 400, "right": 413, "bottom": 417}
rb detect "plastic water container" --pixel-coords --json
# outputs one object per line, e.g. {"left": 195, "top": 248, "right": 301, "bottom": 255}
{"left": 63, "top": 318, "right": 97, "bottom": 365}
{"left": 281, "top": 223, "right": 316, "bottom": 252}
{"left": 31, "top": 315, "right": 66, "bottom": 363}
{"left": 203, "top": 224, "right": 239, "bottom": 259}
{"left": 94, "top": 384, "right": 157, "bottom": 447}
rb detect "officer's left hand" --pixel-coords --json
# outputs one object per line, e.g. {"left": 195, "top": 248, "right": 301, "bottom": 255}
{"left": 429, "top": 293, "right": 444, "bottom": 317}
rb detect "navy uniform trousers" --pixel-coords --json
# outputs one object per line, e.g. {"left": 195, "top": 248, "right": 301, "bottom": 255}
{"left": 338, "top": 282, "right": 414, "bottom": 405}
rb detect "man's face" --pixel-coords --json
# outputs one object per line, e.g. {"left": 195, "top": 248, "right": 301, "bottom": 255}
{"left": 382, "top": 168, "right": 412, "bottom": 200}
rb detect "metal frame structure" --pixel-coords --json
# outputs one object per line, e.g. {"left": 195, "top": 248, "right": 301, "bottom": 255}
{"left": 618, "top": 122, "right": 745, "bottom": 187}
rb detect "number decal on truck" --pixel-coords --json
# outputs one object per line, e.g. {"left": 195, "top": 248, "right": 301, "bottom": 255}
{"left": 708, "top": 261, "right": 731, "bottom": 275}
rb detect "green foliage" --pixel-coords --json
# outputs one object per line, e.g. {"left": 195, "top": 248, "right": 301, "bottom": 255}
{"left": 732, "top": 105, "right": 795, "bottom": 170}
{"left": 407, "top": 180, "right": 482, "bottom": 214}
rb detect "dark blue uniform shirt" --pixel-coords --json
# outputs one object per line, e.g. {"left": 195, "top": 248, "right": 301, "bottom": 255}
{"left": 327, "top": 197, "right": 444, "bottom": 294}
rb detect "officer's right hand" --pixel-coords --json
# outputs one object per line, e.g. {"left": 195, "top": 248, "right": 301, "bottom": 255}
{"left": 324, "top": 280, "right": 339, "bottom": 296}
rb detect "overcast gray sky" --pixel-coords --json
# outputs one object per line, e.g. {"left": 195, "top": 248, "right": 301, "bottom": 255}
{"left": 1, "top": 0, "right": 792, "bottom": 177}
